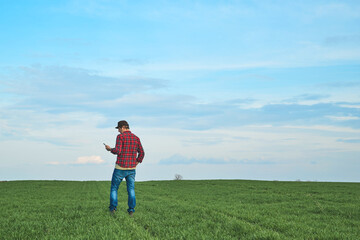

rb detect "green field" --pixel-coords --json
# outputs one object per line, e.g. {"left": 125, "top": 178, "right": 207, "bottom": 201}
{"left": 0, "top": 180, "right": 359, "bottom": 239}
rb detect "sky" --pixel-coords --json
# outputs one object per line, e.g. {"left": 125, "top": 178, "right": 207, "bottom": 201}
{"left": 0, "top": 0, "right": 359, "bottom": 182}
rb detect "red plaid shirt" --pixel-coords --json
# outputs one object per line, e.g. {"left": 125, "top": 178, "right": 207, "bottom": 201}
{"left": 111, "top": 131, "right": 145, "bottom": 168}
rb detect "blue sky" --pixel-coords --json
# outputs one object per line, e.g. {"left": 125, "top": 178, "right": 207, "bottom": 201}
{"left": 1, "top": 0, "right": 359, "bottom": 182}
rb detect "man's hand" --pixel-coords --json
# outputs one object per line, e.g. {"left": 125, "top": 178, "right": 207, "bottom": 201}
{"left": 105, "top": 145, "right": 112, "bottom": 151}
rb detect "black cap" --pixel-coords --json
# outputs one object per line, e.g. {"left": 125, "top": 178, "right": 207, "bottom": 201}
{"left": 115, "top": 120, "right": 129, "bottom": 129}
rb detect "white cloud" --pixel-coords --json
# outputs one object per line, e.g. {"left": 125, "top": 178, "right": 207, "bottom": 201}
{"left": 75, "top": 155, "right": 105, "bottom": 164}
{"left": 326, "top": 116, "right": 360, "bottom": 121}
{"left": 339, "top": 104, "right": 360, "bottom": 109}
{"left": 139, "top": 61, "right": 280, "bottom": 72}
{"left": 283, "top": 125, "right": 360, "bottom": 133}
{"left": 0, "top": 65, "right": 166, "bottom": 111}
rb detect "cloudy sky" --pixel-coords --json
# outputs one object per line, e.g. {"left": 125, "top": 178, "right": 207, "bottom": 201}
{"left": 1, "top": 0, "right": 359, "bottom": 182}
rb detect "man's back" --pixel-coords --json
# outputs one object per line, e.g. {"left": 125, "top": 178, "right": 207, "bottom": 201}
{"left": 111, "top": 131, "right": 144, "bottom": 168}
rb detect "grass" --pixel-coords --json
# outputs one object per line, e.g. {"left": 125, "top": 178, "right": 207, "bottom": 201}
{"left": 0, "top": 180, "right": 359, "bottom": 239}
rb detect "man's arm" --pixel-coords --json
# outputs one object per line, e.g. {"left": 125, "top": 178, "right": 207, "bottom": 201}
{"left": 112, "top": 135, "right": 123, "bottom": 155}
{"left": 136, "top": 138, "right": 145, "bottom": 163}
{"left": 106, "top": 135, "right": 122, "bottom": 155}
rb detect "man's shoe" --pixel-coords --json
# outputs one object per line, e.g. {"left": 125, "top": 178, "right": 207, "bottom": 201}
{"left": 109, "top": 209, "right": 116, "bottom": 216}
{"left": 129, "top": 211, "right": 134, "bottom": 217}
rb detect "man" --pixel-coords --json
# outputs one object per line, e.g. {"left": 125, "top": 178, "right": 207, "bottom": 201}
{"left": 104, "top": 120, "right": 145, "bottom": 216}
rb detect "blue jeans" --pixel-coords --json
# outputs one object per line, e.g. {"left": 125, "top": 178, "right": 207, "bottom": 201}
{"left": 109, "top": 169, "right": 136, "bottom": 213}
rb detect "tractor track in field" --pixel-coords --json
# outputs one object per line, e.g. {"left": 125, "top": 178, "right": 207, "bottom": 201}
{"left": 108, "top": 210, "right": 157, "bottom": 240}
{"left": 140, "top": 193, "right": 287, "bottom": 239}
